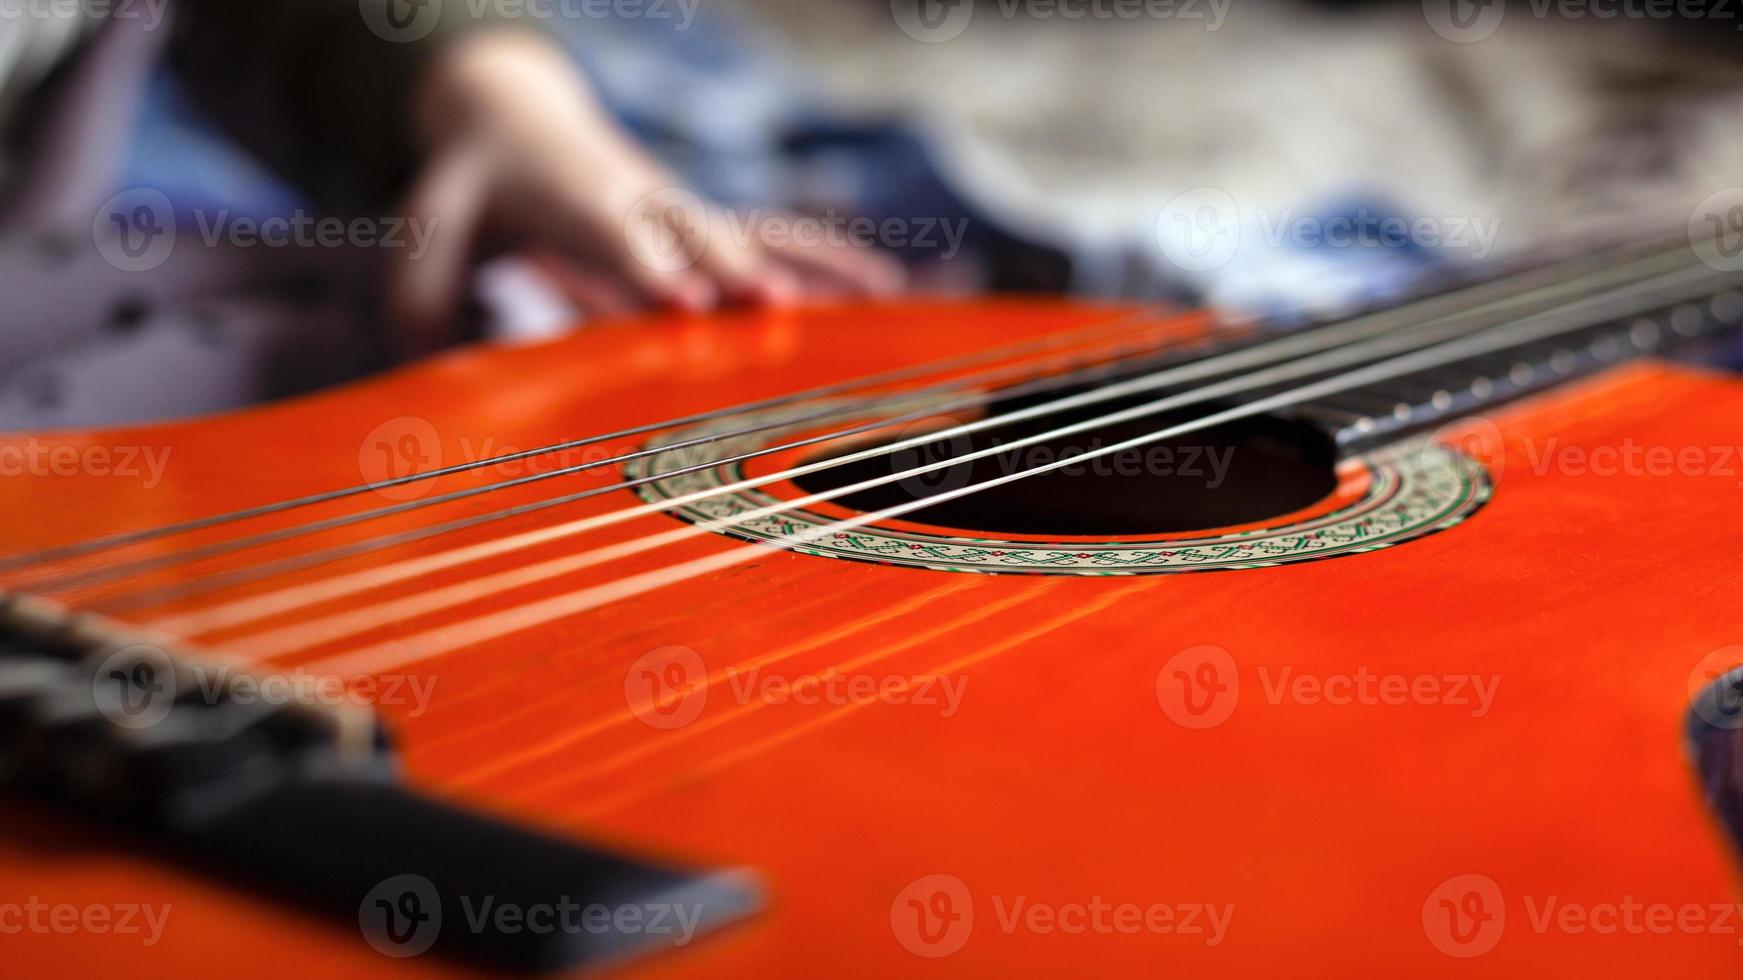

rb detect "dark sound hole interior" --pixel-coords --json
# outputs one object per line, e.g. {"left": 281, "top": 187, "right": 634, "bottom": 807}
{"left": 790, "top": 387, "right": 1341, "bottom": 536}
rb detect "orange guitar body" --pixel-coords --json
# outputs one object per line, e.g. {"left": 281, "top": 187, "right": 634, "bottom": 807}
{"left": 4, "top": 299, "right": 1743, "bottom": 976}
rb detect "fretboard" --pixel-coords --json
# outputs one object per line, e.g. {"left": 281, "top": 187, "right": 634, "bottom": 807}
{"left": 1282, "top": 286, "right": 1743, "bottom": 454}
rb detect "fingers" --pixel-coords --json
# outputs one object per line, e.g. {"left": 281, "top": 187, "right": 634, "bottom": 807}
{"left": 690, "top": 226, "right": 801, "bottom": 307}
{"left": 526, "top": 249, "right": 639, "bottom": 320}
{"left": 612, "top": 186, "right": 807, "bottom": 311}
{"left": 763, "top": 231, "right": 908, "bottom": 298}
{"left": 530, "top": 180, "right": 908, "bottom": 315}
{"left": 612, "top": 193, "right": 909, "bottom": 308}
{"left": 532, "top": 183, "right": 717, "bottom": 314}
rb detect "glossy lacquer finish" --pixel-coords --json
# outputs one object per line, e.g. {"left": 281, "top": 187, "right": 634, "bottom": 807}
{"left": 2, "top": 300, "right": 1742, "bottom": 977}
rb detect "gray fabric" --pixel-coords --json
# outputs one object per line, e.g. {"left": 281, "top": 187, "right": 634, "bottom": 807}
{"left": 0, "top": 9, "right": 391, "bottom": 432}
{"left": 0, "top": 289, "right": 387, "bottom": 431}
{"left": 0, "top": 1, "right": 498, "bottom": 431}
{"left": 0, "top": 236, "right": 388, "bottom": 430}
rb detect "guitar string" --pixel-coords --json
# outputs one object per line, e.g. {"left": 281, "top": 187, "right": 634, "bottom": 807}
{"left": 9, "top": 314, "right": 1211, "bottom": 595}
{"left": 119, "top": 241, "right": 1701, "bottom": 637}
{"left": 291, "top": 258, "right": 1743, "bottom": 680}
{"left": 214, "top": 259, "right": 1733, "bottom": 661}
{"left": 555, "top": 247, "right": 1733, "bottom": 802}
{"left": 0, "top": 302, "right": 1195, "bottom": 571}
{"left": 0, "top": 231, "right": 1677, "bottom": 586}
{"left": 97, "top": 325, "right": 1225, "bottom": 618}
{"left": 131, "top": 242, "right": 1721, "bottom": 638}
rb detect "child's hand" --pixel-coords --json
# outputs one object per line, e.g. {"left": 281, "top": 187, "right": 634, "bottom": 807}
{"left": 390, "top": 29, "right": 903, "bottom": 353}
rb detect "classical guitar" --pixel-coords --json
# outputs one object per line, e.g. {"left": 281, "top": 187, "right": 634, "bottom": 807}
{"left": 5, "top": 234, "right": 1743, "bottom": 977}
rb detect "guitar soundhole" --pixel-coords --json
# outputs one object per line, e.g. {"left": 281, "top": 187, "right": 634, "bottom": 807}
{"left": 792, "top": 389, "right": 1341, "bottom": 536}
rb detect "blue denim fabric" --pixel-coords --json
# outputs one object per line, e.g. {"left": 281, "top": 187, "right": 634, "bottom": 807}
{"left": 118, "top": 8, "right": 1455, "bottom": 314}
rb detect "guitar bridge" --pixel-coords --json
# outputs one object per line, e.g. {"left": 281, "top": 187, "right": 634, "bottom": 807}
{"left": 0, "top": 593, "right": 761, "bottom": 972}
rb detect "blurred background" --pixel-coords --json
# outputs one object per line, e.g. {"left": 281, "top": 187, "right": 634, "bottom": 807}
{"left": 4, "top": 0, "right": 1743, "bottom": 427}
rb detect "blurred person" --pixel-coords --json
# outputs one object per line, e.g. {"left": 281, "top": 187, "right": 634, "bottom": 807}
{"left": 14, "top": 0, "right": 1743, "bottom": 430}
{"left": 0, "top": 2, "right": 910, "bottom": 428}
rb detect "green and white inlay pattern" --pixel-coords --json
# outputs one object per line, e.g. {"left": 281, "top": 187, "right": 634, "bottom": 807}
{"left": 629, "top": 403, "right": 1492, "bottom": 576}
